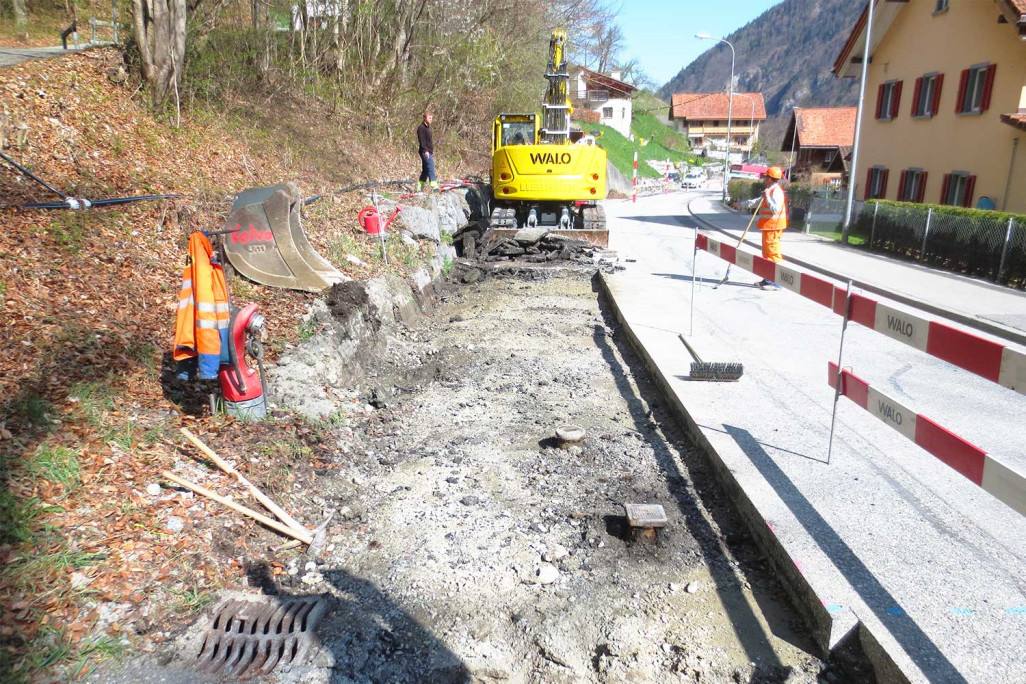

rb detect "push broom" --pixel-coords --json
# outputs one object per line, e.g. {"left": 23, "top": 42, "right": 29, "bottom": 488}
{"left": 712, "top": 196, "right": 763, "bottom": 289}
{"left": 678, "top": 334, "right": 743, "bottom": 382}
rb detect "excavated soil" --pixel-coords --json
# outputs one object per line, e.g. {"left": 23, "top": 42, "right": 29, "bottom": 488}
{"left": 103, "top": 268, "right": 870, "bottom": 683}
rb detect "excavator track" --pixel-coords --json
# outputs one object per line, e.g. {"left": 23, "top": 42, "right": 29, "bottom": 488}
{"left": 489, "top": 205, "right": 519, "bottom": 230}
{"left": 581, "top": 204, "right": 606, "bottom": 232}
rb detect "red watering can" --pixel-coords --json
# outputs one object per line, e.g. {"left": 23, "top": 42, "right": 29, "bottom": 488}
{"left": 358, "top": 205, "right": 402, "bottom": 235}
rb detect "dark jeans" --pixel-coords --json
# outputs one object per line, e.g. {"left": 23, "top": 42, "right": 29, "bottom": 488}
{"left": 419, "top": 152, "right": 436, "bottom": 183}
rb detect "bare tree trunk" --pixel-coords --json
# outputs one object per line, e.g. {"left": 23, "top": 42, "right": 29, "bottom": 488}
{"left": 131, "top": 0, "right": 187, "bottom": 107}
{"left": 12, "top": 0, "right": 27, "bottom": 27}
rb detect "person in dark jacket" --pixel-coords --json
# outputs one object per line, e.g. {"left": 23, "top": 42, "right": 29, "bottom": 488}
{"left": 417, "top": 109, "right": 438, "bottom": 192}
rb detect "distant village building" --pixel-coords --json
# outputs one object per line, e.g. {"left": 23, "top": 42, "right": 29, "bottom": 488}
{"left": 833, "top": 0, "right": 1026, "bottom": 212}
{"left": 781, "top": 107, "right": 856, "bottom": 189}
{"left": 573, "top": 67, "right": 637, "bottom": 138}
{"left": 668, "top": 92, "right": 767, "bottom": 162}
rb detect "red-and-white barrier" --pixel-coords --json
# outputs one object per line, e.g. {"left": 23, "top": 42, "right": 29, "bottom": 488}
{"left": 632, "top": 151, "right": 638, "bottom": 204}
{"left": 828, "top": 363, "right": 1026, "bottom": 515}
{"left": 696, "top": 233, "right": 1026, "bottom": 396}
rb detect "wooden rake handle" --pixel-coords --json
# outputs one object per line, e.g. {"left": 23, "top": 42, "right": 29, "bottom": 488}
{"left": 162, "top": 471, "right": 312, "bottom": 544}
{"left": 180, "top": 427, "right": 308, "bottom": 535}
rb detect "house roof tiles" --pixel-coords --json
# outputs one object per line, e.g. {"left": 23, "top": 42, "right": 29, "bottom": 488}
{"left": 578, "top": 67, "right": 636, "bottom": 97}
{"left": 670, "top": 92, "right": 767, "bottom": 121}
{"left": 792, "top": 107, "right": 857, "bottom": 149}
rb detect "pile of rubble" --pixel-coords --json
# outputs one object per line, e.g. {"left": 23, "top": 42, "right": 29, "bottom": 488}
{"left": 452, "top": 222, "right": 601, "bottom": 264}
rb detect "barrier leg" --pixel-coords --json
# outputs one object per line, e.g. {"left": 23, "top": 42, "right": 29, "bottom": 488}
{"left": 689, "top": 227, "right": 698, "bottom": 336}
{"left": 827, "top": 280, "right": 853, "bottom": 465}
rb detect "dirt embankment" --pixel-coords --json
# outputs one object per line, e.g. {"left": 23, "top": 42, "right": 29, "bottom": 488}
{"left": 95, "top": 267, "right": 871, "bottom": 684}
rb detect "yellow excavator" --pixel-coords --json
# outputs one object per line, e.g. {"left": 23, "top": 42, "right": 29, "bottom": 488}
{"left": 490, "top": 30, "right": 607, "bottom": 244}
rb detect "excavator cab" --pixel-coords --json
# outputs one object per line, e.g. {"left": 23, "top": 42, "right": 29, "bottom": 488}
{"left": 492, "top": 113, "right": 539, "bottom": 152}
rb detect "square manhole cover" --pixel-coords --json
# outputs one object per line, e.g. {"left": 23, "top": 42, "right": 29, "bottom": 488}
{"left": 194, "top": 595, "right": 326, "bottom": 680}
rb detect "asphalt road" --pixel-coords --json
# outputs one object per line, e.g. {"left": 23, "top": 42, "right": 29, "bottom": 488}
{"left": 602, "top": 188, "right": 1026, "bottom": 683}
{"left": 0, "top": 45, "right": 85, "bottom": 68}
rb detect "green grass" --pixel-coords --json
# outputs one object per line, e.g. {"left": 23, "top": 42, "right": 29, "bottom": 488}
{"left": 24, "top": 444, "right": 81, "bottom": 491}
{"left": 68, "top": 381, "right": 116, "bottom": 427}
{"left": 592, "top": 121, "right": 701, "bottom": 180}
{"left": 168, "top": 586, "right": 215, "bottom": 614}
{"left": 9, "top": 393, "right": 53, "bottom": 427}
{"left": 0, "top": 493, "right": 61, "bottom": 544}
{"left": 809, "top": 229, "right": 866, "bottom": 246}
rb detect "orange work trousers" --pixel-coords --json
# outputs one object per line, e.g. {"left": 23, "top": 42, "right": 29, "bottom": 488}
{"left": 761, "top": 229, "right": 784, "bottom": 263}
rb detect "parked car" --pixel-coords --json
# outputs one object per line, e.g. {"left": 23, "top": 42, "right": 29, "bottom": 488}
{"left": 681, "top": 173, "right": 704, "bottom": 189}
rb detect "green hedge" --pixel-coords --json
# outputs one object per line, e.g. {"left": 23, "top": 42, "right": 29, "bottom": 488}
{"left": 851, "top": 200, "right": 1026, "bottom": 289}
{"left": 727, "top": 180, "right": 815, "bottom": 228}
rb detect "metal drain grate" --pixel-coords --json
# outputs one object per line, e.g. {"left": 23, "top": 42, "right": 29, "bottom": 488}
{"left": 195, "top": 596, "right": 326, "bottom": 679}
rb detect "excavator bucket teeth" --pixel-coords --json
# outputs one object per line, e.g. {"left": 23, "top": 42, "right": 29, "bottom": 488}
{"left": 223, "top": 184, "right": 345, "bottom": 292}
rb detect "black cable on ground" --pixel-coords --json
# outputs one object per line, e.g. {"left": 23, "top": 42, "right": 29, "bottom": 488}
{"left": 0, "top": 150, "right": 68, "bottom": 199}
{"left": 19, "top": 193, "right": 187, "bottom": 210}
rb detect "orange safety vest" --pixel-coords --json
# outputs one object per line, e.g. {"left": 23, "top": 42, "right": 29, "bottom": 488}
{"left": 757, "top": 183, "right": 788, "bottom": 231}
{"left": 173, "top": 232, "right": 230, "bottom": 379}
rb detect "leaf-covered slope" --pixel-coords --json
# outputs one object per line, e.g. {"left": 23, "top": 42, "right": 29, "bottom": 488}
{"left": 657, "top": 0, "right": 862, "bottom": 148}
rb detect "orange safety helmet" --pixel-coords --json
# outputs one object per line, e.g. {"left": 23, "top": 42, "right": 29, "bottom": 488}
{"left": 765, "top": 166, "right": 784, "bottom": 180}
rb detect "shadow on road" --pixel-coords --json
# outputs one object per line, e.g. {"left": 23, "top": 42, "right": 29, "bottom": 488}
{"left": 724, "top": 424, "right": 967, "bottom": 684}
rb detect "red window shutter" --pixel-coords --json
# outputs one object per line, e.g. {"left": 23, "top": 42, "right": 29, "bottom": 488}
{"left": 955, "top": 69, "right": 969, "bottom": 113}
{"left": 876, "top": 83, "right": 886, "bottom": 119}
{"left": 916, "top": 171, "right": 928, "bottom": 203}
{"left": 865, "top": 169, "right": 874, "bottom": 200}
{"left": 980, "top": 64, "right": 997, "bottom": 112}
{"left": 931, "top": 74, "right": 944, "bottom": 116}
{"left": 940, "top": 174, "right": 951, "bottom": 204}
{"left": 880, "top": 169, "right": 889, "bottom": 199}
{"left": 911, "top": 78, "right": 923, "bottom": 116}
{"left": 890, "top": 81, "right": 903, "bottom": 119}
{"left": 897, "top": 171, "right": 908, "bottom": 200}
{"left": 963, "top": 175, "right": 976, "bottom": 208}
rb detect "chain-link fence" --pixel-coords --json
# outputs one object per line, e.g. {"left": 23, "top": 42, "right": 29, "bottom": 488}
{"left": 806, "top": 197, "right": 1026, "bottom": 289}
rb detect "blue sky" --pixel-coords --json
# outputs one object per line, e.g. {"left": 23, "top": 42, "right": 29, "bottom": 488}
{"left": 617, "top": 0, "right": 785, "bottom": 87}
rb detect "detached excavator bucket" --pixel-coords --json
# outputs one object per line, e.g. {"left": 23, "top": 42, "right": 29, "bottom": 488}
{"left": 223, "top": 184, "right": 346, "bottom": 292}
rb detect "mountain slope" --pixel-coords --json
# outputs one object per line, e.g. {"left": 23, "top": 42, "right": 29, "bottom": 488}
{"left": 657, "top": 0, "right": 862, "bottom": 150}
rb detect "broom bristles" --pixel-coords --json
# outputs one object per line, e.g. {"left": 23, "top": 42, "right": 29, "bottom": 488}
{"left": 690, "top": 361, "right": 744, "bottom": 382}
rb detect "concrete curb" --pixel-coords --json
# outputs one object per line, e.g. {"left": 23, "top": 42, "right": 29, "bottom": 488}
{"left": 686, "top": 200, "right": 1026, "bottom": 348}
{"left": 597, "top": 270, "right": 910, "bottom": 682}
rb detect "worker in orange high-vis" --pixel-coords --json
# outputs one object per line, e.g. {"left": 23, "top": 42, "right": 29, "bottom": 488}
{"left": 748, "top": 166, "right": 788, "bottom": 290}
{"left": 173, "top": 231, "right": 231, "bottom": 380}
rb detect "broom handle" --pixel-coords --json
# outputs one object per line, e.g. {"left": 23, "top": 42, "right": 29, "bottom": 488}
{"left": 678, "top": 334, "right": 704, "bottom": 364}
{"left": 736, "top": 196, "right": 764, "bottom": 248}
{"left": 721, "top": 196, "right": 763, "bottom": 281}
{"left": 180, "top": 427, "right": 308, "bottom": 534}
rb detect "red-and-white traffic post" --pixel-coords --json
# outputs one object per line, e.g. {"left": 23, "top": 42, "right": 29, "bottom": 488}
{"left": 632, "top": 151, "right": 638, "bottom": 204}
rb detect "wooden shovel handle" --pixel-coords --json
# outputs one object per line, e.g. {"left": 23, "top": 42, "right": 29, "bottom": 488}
{"left": 161, "top": 471, "right": 312, "bottom": 544}
{"left": 179, "top": 427, "right": 308, "bottom": 534}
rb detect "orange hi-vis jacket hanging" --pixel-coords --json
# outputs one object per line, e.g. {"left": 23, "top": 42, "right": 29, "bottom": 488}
{"left": 756, "top": 183, "right": 788, "bottom": 231}
{"left": 174, "top": 231, "right": 231, "bottom": 380}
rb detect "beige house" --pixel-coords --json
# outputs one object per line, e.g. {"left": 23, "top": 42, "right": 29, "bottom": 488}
{"left": 668, "top": 92, "right": 767, "bottom": 162}
{"left": 833, "top": 0, "right": 1026, "bottom": 212}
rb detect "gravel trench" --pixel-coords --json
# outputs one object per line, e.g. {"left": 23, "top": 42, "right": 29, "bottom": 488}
{"left": 270, "top": 268, "right": 837, "bottom": 684}
{"left": 108, "top": 267, "right": 870, "bottom": 684}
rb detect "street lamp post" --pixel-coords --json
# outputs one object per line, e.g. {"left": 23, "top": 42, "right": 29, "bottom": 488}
{"left": 696, "top": 34, "right": 734, "bottom": 202}
{"left": 734, "top": 92, "right": 756, "bottom": 161}
{"left": 842, "top": 0, "right": 875, "bottom": 242}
